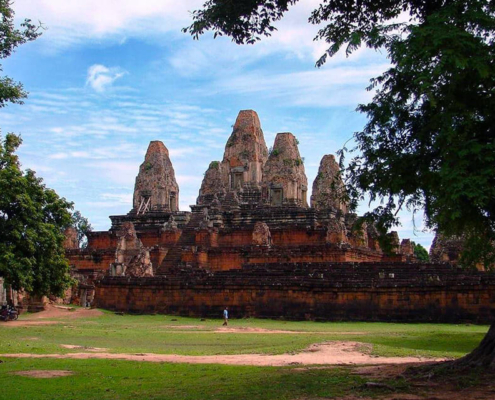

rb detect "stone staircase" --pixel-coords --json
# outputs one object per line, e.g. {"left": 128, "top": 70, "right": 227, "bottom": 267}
{"left": 156, "top": 211, "right": 204, "bottom": 274}
{"left": 239, "top": 183, "right": 262, "bottom": 207}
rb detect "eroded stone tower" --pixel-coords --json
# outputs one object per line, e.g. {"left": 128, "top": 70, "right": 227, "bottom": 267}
{"left": 197, "top": 110, "right": 268, "bottom": 207}
{"left": 311, "top": 154, "right": 347, "bottom": 213}
{"left": 262, "top": 132, "right": 308, "bottom": 207}
{"left": 132, "top": 141, "right": 179, "bottom": 214}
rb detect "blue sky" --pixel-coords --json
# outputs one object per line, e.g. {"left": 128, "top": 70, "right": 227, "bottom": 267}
{"left": 1, "top": 0, "right": 433, "bottom": 248}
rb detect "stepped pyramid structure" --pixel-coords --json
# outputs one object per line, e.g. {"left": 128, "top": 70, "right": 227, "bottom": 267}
{"left": 64, "top": 110, "right": 495, "bottom": 323}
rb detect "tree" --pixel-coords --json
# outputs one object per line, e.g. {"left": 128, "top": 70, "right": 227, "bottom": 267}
{"left": 72, "top": 210, "right": 92, "bottom": 249}
{"left": 0, "top": 2, "right": 74, "bottom": 298}
{"left": 0, "top": 134, "right": 74, "bottom": 297}
{"left": 185, "top": 0, "right": 495, "bottom": 369}
{"left": 0, "top": 0, "right": 41, "bottom": 107}
{"left": 413, "top": 242, "right": 429, "bottom": 262}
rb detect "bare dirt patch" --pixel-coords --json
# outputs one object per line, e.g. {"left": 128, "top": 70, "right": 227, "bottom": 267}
{"left": 1, "top": 305, "right": 103, "bottom": 327}
{"left": 215, "top": 327, "right": 367, "bottom": 334}
{"left": 0, "top": 341, "right": 446, "bottom": 367}
{"left": 13, "top": 370, "right": 73, "bottom": 378}
{"left": 60, "top": 344, "right": 108, "bottom": 352}
{"left": 167, "top": 325, "right": 206, "bottom": 330}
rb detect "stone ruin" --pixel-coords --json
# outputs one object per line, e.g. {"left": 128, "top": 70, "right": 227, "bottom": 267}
{"left": 110, "top": 222, "right": 153, "bottom": 278}
{"left": 252, "top": 222, "right": 271, "bottom": 247}
{"left": 63, "top": 226, "right": 79, "bottom": 250}
{"left": 262, "top": 132, "right": 308, "bottom": 207}
{"left": 429, "top": 232, "right": 465, "bottom": 264}
{"left": 197, "top": 110, "right": 268, "bottom": 208}
{"left": 311, "top": 154, "right": 347, "bottom": 213}
{"left": 68, "top": 109, "right": 417, "bottom": 280}
{"left": 61, "top": 109, "right": 495, "bottom": 322}
{"left": 132, "top": 140, "right": 179, "bottom": 214}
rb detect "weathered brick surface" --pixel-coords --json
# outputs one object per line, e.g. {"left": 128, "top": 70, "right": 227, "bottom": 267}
{"left": 87, "top": 232, "right": 118, "bottom": 249}
{"left": 66, "top": 250, "right": 114, "bottom": 271}
{"left": 95, "top": 262, "right": 495, "bottom": 323}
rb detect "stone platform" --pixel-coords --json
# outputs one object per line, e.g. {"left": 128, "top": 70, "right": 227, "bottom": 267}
{"left": 96, "top": 262, "right": 495, "bottom": 323}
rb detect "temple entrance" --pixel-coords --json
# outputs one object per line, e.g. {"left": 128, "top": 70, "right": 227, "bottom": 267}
{"left": 80, "top": 289, "right": 87, "bottom": 307}
{"left": 232, "top": 172, "right": 244, "bottom": 189}
{"left": 170, "top": 192, "right": 177, "bottom": 211}
{"left": 302, "top": 189, "right": 307, "bottom": 207}
{"left": 270, "top": 188, "right": 283, "bottom": 206}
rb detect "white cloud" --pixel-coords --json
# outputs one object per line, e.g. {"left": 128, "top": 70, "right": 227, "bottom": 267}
{"left": 86, "top": 64, "right": 127, "bottom": 93}
{"left": 102, "top": 192, "right": 133, "bottom": 204}
{"left": 48, "top": 152, "right": 68, "bottom": 159}
{"left": 87, "top": 161, "right": 137, "bottom": 186}
{"left": 14, "top": 0, "right": 204, "bottom": 51}
{"left": 14, "top": 0, "right": 372, "bottom": 65}
{"left": 214, "top": 63, "right": 390, "bottom": 107}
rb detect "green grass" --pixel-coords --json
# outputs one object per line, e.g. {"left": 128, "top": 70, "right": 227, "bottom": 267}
{"left": 0, "top": 312, "right": 488, "bottom": 358}
{"left": 0, "top": 312, "right": 487, "bottom": 399}
{"left": 0, "top": 358, "right": 409, "bottom": 400}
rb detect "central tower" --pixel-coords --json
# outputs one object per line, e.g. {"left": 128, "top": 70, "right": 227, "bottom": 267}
{"left": 197, "top": 110, "right": 268, "bottom": 207}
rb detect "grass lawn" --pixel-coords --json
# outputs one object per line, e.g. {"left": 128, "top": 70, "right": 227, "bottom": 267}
{"left": 0, "top": 310, "right": 488, "bottom": 399}
{"left": 0, "top": 311, "right": 488, "bottom": 358}
{"left": 0, "top": 358, "right": 409, "bottom": 400}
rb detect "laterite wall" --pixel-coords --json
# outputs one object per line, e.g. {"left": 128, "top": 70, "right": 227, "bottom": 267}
{"left": 95, "top": 274, "right": 495, "bottom": 324}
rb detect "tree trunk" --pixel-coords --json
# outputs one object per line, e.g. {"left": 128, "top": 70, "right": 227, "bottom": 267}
{"left": 453, "top": 321, "right": 495, "bottom": 369}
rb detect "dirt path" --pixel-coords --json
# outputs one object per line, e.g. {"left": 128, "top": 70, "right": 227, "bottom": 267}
{"left": 0, "top": 341, "right": 446, "bottom": 367}
{"left": 214, "top": 327, "right": 367, "bottom": 334}
{"left": 1, "top": 305, "right": 103, "bottom": 327}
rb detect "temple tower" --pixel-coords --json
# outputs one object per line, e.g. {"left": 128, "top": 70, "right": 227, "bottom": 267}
{"left": 262, "top": 132, "right": 308, "bottom": 207}
{"left": 132, "top": 141, "right": 179, "bottom": 214}
{"left": 311, "top": 154, "right": 348, "bottom": 213}
{"left": 197, "top": 110, "right": 268, "bottom": 207}
{"left": 197, "top": 161, "right": 225, "bottom": 205}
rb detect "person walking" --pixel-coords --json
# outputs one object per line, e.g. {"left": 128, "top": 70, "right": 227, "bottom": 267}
{"left": 222, "top": 307, "right": 228, "bottom": 326}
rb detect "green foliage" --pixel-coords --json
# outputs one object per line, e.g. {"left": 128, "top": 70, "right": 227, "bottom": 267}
{"left": 0, "top": 134, "right": 74, "bottom": 297}
{"left": 143, "top": 161, "right": 153, "bottom": 171}
{"left": 269, "top": 147, "right": 280, "bottom": 157}
{"left": 345, "top": 1, "right": 495, "bottom": 266}
{"left": 183, "top": 0, "right": 298, "bottom": 45}
{"left": 209, "top": 160, "right": 220, "bottom": 169}
{"left": 413, "top": 242, "right": 430, "bottom": 262}
{"left": 0, "top": 1, "right": 42, "bottom": 108}
{"left": 284, "top": 158, "right": 304, "bottom": 167}
{"left": 0, "top": 3, "right": 71, "bottom": 297}
{"left": 72, "top": 210, "right": 92, "bottom": 249}
{"left": 459, "top": 234, "right": 495, "bottom": 270}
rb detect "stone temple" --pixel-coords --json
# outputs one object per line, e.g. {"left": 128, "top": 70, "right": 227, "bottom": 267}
{"left": 66, "top": 110, "right": 495, "bottom": 323}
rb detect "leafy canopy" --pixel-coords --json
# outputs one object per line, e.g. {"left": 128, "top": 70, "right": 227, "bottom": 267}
{"left": 186, "top": 1, "right": 495, "bottom": 265}
{"left": 0, "top": 0, "right": 41, "bottom": 107}
{"left": 0, "top": 2, "right": 76, "bottom": 297}
{"left": 72, "top": 210, "right": 92, "bottom": 249}
{"left": 0, "top": 134, "right": 74, "bottom": 297}
{"left": 413, "top": 242, "right": 429, "bottom": 262}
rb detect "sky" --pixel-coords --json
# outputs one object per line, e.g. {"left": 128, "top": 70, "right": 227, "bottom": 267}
{"left": 1, "top": 0, "right": 434, "bottom": 249}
